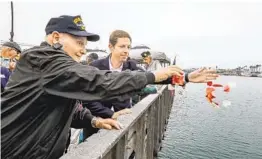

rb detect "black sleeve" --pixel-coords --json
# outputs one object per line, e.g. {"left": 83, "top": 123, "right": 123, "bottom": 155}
{"left": 82, "top": 102, "right": 114, "bottom": 119}
{"left": 42, "top": 55, "right": 155, "bottom": 102}
{"left": 155, "top": 77, "right": 172, "bottom": 84}
{"left": 71, "top": 103, "right": 94, "bottom": 129}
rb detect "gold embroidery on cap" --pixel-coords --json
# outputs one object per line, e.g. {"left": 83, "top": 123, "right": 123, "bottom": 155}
{"left": 73, "top": 16, "right": 86, "bottom": 30}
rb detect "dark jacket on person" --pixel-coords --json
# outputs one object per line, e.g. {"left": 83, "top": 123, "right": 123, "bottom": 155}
{"left": 65, "top": 100, "right": 95, "bottom": 154}
{"left": 1, "top": 42, "right": 156, "bottom": 159}
{"left": 1, "top": 66, "right": 11, "bottom": 92}
{"left": 85, "top": 56, "right": 143, "bottom": 118}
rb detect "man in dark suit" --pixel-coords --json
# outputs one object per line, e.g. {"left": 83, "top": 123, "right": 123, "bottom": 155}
{"left": 78, "top": 30, "right": 138, "bottom": 142}
{"left": 86, "top": 30, "right": 138, "bottom": 119}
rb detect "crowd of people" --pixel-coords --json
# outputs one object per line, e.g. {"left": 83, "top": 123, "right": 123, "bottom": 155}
{"left": 1, "top": 15, "right": 218, "bottom": 159}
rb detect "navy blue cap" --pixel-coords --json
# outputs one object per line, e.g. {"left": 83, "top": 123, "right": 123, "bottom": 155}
{"left": 2, "top": 41, "right": 22, "bottom": 53}
{"left": 45, "top": 15, "right": 100, "bottom": 42}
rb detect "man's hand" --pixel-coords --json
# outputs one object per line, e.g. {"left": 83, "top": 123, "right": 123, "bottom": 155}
{"left": 94, "top": 117, "right": 123, "bottom": 130}
{"left": 188, "top": 68, "right": 219, "bottom": 83}
{"left": 112, "top": 108, "right": 132, "bottom": 119}
{"left": 9, "top": 61, "right": 16, "bottom": 71}
{"left": 153, "top": 65, "right": 184, "bottom": 82}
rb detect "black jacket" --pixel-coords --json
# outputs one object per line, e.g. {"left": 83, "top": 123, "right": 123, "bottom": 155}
{"left": 1, "top": 42, "right": 155, "bottom": 159}
{"left": 85, "top": 56, "right": 141, "bottom": 118}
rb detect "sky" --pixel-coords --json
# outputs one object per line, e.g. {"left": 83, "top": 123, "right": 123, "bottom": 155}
{"left": 1, "top": 0, "right": 262, "bottom": 69}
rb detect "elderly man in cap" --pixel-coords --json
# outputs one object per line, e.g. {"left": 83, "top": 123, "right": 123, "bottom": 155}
{"left": 1, "top": 41, "right": 21, "bottom": 91}
{"left": 1, "top": 15, "right": 218, "bottom": 159}
{"left": 141, "top": 51, "right": 162, "bottom": 71}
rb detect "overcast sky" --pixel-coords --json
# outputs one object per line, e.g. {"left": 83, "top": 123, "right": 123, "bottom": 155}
{"left": 1, "top": 0, "right": 262, "bottom": 68}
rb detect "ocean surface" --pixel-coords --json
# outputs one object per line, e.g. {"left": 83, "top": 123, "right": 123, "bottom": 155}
{"left": 158, "top": 76, "right": 262, "bottom": 159}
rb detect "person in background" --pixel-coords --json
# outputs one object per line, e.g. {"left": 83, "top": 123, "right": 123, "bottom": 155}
{"left": 141, "top": 51, "right": 179, "bottom": 94}
{"left": 127, "top": 56, "right": 146, "bottom": 72}
{"left": 0, "top": 41, "right": 21, "bottom": 91}
{"left": 80, "top": 52, "right": 99, "bottom": 65}
{"left": 86, "top": 52, "right": 99, "bottom": 64}
{"left": 141, "top": 51, "right": 162, "bottom": 71}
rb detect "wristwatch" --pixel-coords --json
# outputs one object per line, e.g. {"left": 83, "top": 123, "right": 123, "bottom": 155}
{"left": 181, "top": 73, "right": 189, "bottom": 87}
{"left": 91, "top": 117, "right": 98, "bottom": 128}
{"left": 184, "top": 73, "right": 189, "bottom": 83}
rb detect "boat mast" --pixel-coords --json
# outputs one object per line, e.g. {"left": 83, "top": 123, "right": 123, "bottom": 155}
{"left": 173, "top": 55, "right": 177, "bottom": 65}
{"left": 10, "top": 1, "right": 14, "bottom": 42}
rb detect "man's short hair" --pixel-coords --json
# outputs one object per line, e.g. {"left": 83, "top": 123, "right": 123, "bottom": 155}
{"left": 109, "top": 30, "right": 132, "bottom": 46}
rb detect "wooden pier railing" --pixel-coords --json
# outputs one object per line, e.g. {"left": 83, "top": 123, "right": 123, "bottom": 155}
{"left": 61, "top": 85, "right": 174, "bottom": 159}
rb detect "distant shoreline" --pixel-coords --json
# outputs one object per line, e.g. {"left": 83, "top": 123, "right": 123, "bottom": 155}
{"left": 218, "top": 74, "right": 262, "bottom": 78}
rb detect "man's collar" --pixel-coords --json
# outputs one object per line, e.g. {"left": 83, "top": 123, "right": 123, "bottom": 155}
{"left": 109, "top": 56, "right": 123, "bottom": 70}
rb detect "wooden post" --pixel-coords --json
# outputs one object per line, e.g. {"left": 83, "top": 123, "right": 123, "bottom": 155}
{"left": 134, "top": 114, "right": 146, "bottom": 159}
{"left": 113, "top": 134, "right": 128, "bottom": 159}
{"left": 146, "top": 103, "right": 155, "bottom": 159}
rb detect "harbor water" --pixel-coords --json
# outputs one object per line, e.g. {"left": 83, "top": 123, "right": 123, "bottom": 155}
{"left": 159, "top": 76, "right": 262, "bottom": 159}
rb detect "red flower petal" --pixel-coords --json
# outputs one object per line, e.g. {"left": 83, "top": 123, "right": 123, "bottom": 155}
{"left": 207, "top": 81, "right": 213, "bottom": 86}
{"left": 224, "top": 85, "right": 230, "bottom": 92}
{"left": 212, "top": 84, "right": 223, "bottom": 87}
{"left": 172, "top": 75, "right": 184, "bottom": 85}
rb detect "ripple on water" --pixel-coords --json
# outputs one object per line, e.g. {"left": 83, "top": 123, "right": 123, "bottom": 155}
{"left": 158, "top": 77, "right": 262, "bottom": 159}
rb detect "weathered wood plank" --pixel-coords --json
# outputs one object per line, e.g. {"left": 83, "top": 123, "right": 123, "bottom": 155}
{"left": 104, "top": 150, "right": 112, "bottom": 159}
{"left": 153, "top": 99, "right": 160, "bottom": 157}
{"left": 134, "top": 114, "right": 146, "bottom": 159}
{"left": 161, "top": 90, "right": 166, "bottom": 139}
{"left": 114, "top": 134, "right": 128, "bottom": 159}
{"left": 125, "top": 130, "right": 136, "bottom": 158}
{"left": 146, "top": 103, "right": 155, "bottom": 159}
{"left": 153, "top": 97, "right": 162, "bottom": 157}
